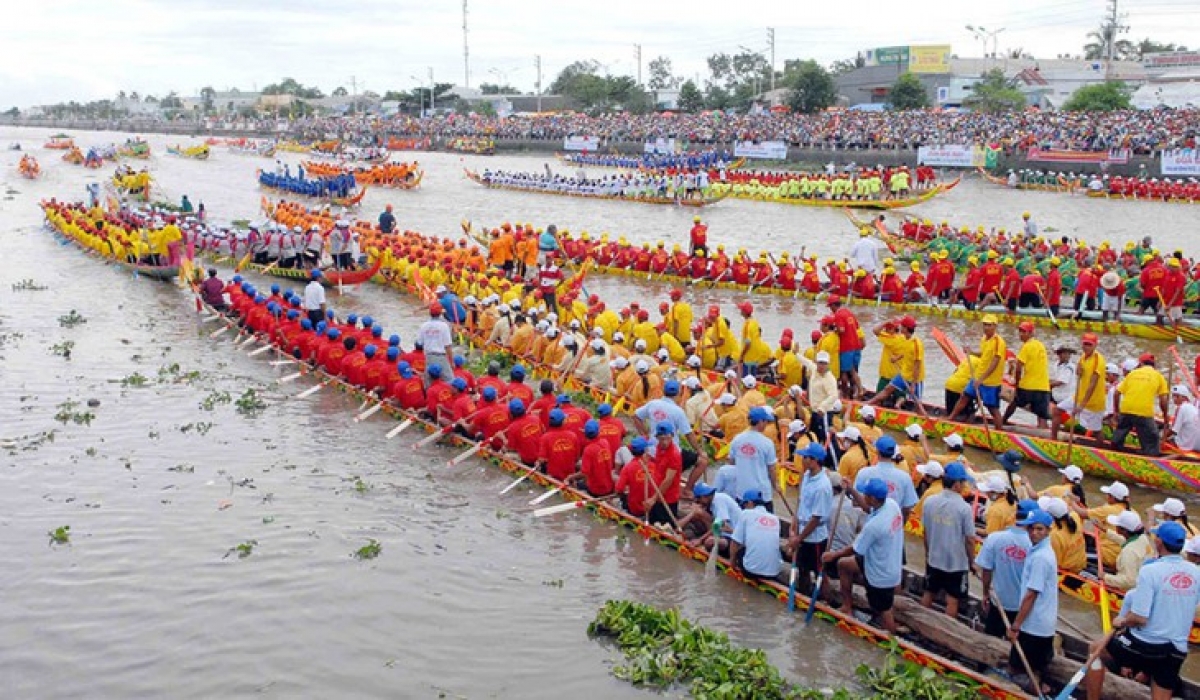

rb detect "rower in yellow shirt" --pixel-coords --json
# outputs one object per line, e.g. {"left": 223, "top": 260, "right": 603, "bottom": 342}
{"left": 666, "top": 289, "right": 693, "bottom": 344}
{"left": 1053, "top": 332, "right": 1107, "bottom": 441}
{"left": 772, "top": 338, "right": 804, "bottom": 388}
{"left": 736, "top": 302, "right": 771, "bottom": 375}
{"left": 630, "top": 311, "right": 660, "bottom": 354}
{"left": 947, "top": 314, "right": 1006, "bottom": 428}
{"left": 1112, "top": 352, "right": 1169, "bottom": 455}
{"left": 1004, "top": 321, "right": 1052, "bottom": 429}
{"left": 658, "top": 327, "right": 686, "bottom": 363}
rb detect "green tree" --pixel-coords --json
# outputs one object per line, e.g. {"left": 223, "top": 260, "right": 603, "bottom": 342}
{"left": 200, "top": 86, "right": 215, "bottom": 113}
{"left": 888, "top": 72, "right": 929, "bottom": 110}
{"left": 160, "top": 91, "right": 183, "bottom": 109}
{"left": 677, "top": 80, "right": 704, "bottom": 112}
{"left": 963, "top": 69, "right": 1025, "bottom": 113}
{"left": 479, "top": 82, "right": 519, "bottom": 95}
{"left": 1063, "top": 81, "right": 1131, "bottom": 111}
{"left": 705, "top": 50, "right": 772, "bottom": 110}
{"left": 4, "top": 106, "right": 19, "bottom": 118}
{"left": 828, "top": 53, "right": 866, "bottom": 75}
{"left": 1084, "top": 26, "right": 1134, "bottom": 60}
{"left": 784, "top": 60, "right": 836, "bottom": 113}
{"left": 332, "top": 86, "right": 349, "bottom": 97}
{"left": 648, "top": 56, "right": 680, "bottom": 90}
{"left": 1131, "top": 38, "right": 1187, "bottom": 59}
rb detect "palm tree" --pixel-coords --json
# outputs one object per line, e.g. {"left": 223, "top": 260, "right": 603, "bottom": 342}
{"left": 1084, "top": 26, "right": 1133, "bottom": 60}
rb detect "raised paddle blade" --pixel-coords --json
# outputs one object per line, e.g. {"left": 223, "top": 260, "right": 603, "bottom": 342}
{"left": 385, "top": 418, "right": 415, "bottom": 439}
{"left": 295, "top": 381, "right": 326, "bottom": 399}
{"left": 533, "top": 500, "right": 584, "bottom": 518}
{"left": 354, "top": 402, "right": 384, "bottom": 422}
{"left": 268, "top": 359, "right": 294, "bottom": 367}
{"left": 448, "top": 442, "right": 484, "bottom": 466}
{"left": 528, "top": 487, "right": 561, "bottom": 506}
{"left": 804, "top": 575, "right": 823, "bottom": 625}
{"left": 277, "top": 371, "right": 303, "bottom": 384}
{"left": 248, "top": 344, "right": 273, "bottom": 357}
{"left": 209, "top": 325, "right": 231, "bottom": 338}
{"left": 500, "top": 472, "right": 531, "bottom": 495}
{"left": 412, "top": 426, "right": 451, "bottom": 449}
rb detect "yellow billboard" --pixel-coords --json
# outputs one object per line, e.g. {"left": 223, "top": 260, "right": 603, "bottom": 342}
{"left": 909, "top": 45, "right": 951, "bottom": 74}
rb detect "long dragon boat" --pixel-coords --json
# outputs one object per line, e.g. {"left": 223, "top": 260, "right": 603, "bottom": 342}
{"left": 556, "top": 153, "right": 748, "bottom": 171}
{"left": 42, "top": 206, "right": 181, "bottom": 282}
{"left": 18, "top": 156, "right": 40, "bottom": 179}
{"left": 464, "top": 169, "right": 727, "bottom": 208}
{"left": 44, "top": 135, "right": 74, "bottom": 150}
{"left": 1086, "top": 189, "right": 1200, "bottom": 205}
{"left": 117, "top": 141, "right": 151, "bottom": 159}
{"left": 301, "top": 161, "right": 424, "bottom": 190}
{"left": 256, "top": 172, "right": 368, "bottom": 208}
{"left": 977, "top": 167, "right": 1083, "bottom": 193}
{"left": 167, "top": 144, "right": 211, "bottom": 160}
{"left": 226, "top": 255, "right": 382, "bottom": 289}
{"left": 200, "top": 279, "right": 1179, "bottom": 699}
{"left": 711, "top": 176, "right": 961, "bottom": 210}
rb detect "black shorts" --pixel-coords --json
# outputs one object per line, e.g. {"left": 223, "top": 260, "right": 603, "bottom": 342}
{"left": 925, "top": 566, "right": 968, "bottom": 600}
{"left": 1105, "top": 629, "right": 1187, "bottom": 690}
{"left": 1140, "top": 297, "right": 1161, "bottom": 313}
{"left": 1011, "top": 631, "right": 1055, "bottom": 675}
{"left": 1012, "top": 388, "right": 1051, "bottom": 419}
{"left": 866, "top": 583, "right": 895, "bottom": 613}
{"left": 682, "top": 448, "right": 700, "bottom": 471}
{"left": 984, "top": 606, "right": 1019, "bottom": 639}
{"left": 647, "top": 501, "right": 679, "bottom": 527}
{"left": 798, "top": 540, "right": 824, "bottom": 576}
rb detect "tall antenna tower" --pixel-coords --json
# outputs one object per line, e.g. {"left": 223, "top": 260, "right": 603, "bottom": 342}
{"left": 1103, "top": 0, "right": 1129, "bottom": 80}
{"left": 463, "top": 0, "right": 471, "bottom": 87}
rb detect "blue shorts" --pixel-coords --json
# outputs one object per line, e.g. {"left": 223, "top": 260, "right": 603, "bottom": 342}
{"left": 889, "top": 375, "right": 920, "bottom": 396}
{"left": 964, "top": 381, "right": 1001, "bottom": 408}
{"left": 839, "top": 350, "right": 862, "bottom": 374}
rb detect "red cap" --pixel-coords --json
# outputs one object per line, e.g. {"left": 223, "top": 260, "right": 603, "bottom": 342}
{"left": 620, "top": 307, "right": 630, "bottom": 317}
{"left": 821, "top": 315, "right": 836, "bottom": 326}
{"left": 659, "top": 302, "right": 670, "bottom": 312}
{"left": 1018, "top": 321, "right": 1035, "bottom": 332}
{"left": 637, "top": 310, "right": 649, "bottom": 321}
{"left": 588, "top": 294, "right": 599, "bottom": 304}
{"left": 1139, "top": 352, "right": 1155, "bottom": 364}
{"left": 900, "top": 316, "right": 917, "bottom": 330}
{"left": 630, "top": 302, "right": 640, "bottom": 310}
{"left": 738, "top": 301, "right": 753, "bottom": 315}
{"left": 781, "top": 328, "right": 794, "bottom": 338}
{"left": 811, "top": 330, "right": 823, "bottom": 342}
{"left": 707, "top": 304, "right": 720, "bottom": 318}
{"left": 669, "top": 288, "right": 683, "bottom": 299}
{"left": 826, "top": 294, "right": 842, "bottom": 305}
{"left": 429, "top": 303, "right": 443, "bottom": 316}
{"left": 779, "top": 338, "right": 792, "bottom": 349}
{"left": 1081, "top": 332, "right": 1098, "bottom": 345}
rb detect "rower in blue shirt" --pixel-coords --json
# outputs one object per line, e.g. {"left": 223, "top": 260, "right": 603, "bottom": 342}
{"left": 1086, "top": 520, "right": 1200, "bottom": 699}
{"left": 853, "top": 435, "right": 918, "bottom": 518}
{"left": 824, "top": 478, "right": 904, "bottom": 633}
{"left": 1008, "top": 508, "right": 1058, "bottom": 696}
{"left": 730, "top": 489, "right": 782, "bottom": 581}
{"left": 975, "top": 498, "right": 1036, "bottom": 639}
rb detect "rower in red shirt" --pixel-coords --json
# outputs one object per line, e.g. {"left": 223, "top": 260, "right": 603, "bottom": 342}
{"left": 537, "top": 409, "right": 583, "bottom": 481}
{"left": 505, "top": 365, "right": 535, "bottom": 405}
{"left": 1139, "top": 256, "right": 1167, "bottom": 314}
{"left": 614, "top": 437, "right": 653, "bottom": 517}
{"left": 389, "top": 363, "right": 426, "bottom": 410}
{"left": 477, "top": 362, "right": 507, "bottom": 397}
{"left": 595, "top": 402, "right": 627, "bottom": 453}
{"left": 317, "top": 328, "right": 348, "bottom": 375}
{"left": 556, "top": 394, "right": 592, "bottom": 436}
{"left": 1045, "top": 258, "right": 1063, "bottom": 314}
{"left": 828, "top": 295, "right": 864, "bottom": 397}
{"left": 688, "top": 217, "right": 708, "bottom": 256}
{"left": 879, "top": 267, "right": 904, "bottom": 302}
{"left": 497, "top": 399, "right": 544, "bottom": 466}
{"left": 423, "top": 365, "right": 456, "bottom": 421}
{"left": 689, "top": 250, "right": 710, "bottom": 279}
{"left": 850, "top": 269, "right": 877, "bottom": 299}
{"left": 633, "top": 244, "right": 653, "bottom": 272}
{"left": 648, "top": 423, "right": 683, "bottom": 525}
{"left": 670, "top": 246, "right": 690, "bottom": 274}
{"left": 903, "top": 262, "right": 927, "bottom": 301}
{"left": 569, "top": 420, "right": 615, "bottom": 497}
{"left": 776, "top": 254, "right": 797, "bottom": 291}
{"left": 446, "top": 378, "right": 477, "bottom": 427}
{"left": 978, "top": 253, "right": 1004, "bottom": 303}
{"left": 649, "top": 244, "right": 670, "bottom": 274}
{"left": 999, "top": 259, "right": 1021, "bottom": 312}
{"left": 750, "top": 255, "right": 773, "bottom": 287}
{"left": 398, "top": 345, "right": 425, "bottom": 373}
{"left": 730, "top": 253, "right": 751, "bottom": 285}
{"left": 469, "top": 387, "right": 511, "bottom": 439}
{"left": 529, "top": 379, "right": 558, "bottom": 428}
{"left": 800, "top": 263, "right": 822, "bottom": 294}
{"left": 340, "top": 337, "right": 369, "bottom": 384}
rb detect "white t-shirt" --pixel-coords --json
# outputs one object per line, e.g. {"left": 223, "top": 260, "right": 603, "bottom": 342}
{"left": 1051, "top": 361, "right": 1076, "bottom": 404}
{"left": 1173, "top": 402, "right": 1200, "bottom": 451}
{"left": 303, "top": 281, "right": 326, "bottom": 310}
{"left": 418, "top": 319, "right": 454, "bottom": 355}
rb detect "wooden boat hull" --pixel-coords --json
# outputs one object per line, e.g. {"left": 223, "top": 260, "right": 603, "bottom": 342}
{"left": 1086, "top": 189, "right": 1200, "bottom": 205}
{"left": 557, "top": 154, "right": 748, "bottom": 172}
{"left": 200, "top": 301, "right": 1029, "bottom": 700}
{"left": 977, "top": 167, "right": 1082, "bottom": 193}
{"left": 464, "top": 169, "right": 726, "bottom": 208}
{"left": 43, "top": 215, "right": 180, "bottom": 282}
{"left": 209, "top": 255, "right": 382, "bottom": 289}
{"left": 716, "top": 176, "right": 960, "bottom": 210}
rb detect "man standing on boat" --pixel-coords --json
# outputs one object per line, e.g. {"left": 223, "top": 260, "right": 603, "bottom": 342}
{"left": 1007, "top": 509, "right": 1057, "bottom": 696}
{"left": 976, "top": 498, "right": 1034, "bottom": 639}
{"left": 1002, "top": 322, "right": 1051, "bottom": 429}
{"left": 728, "top": 407, "right": 778, "bottom": 513}
{"left": 1111, "top": 353, "right": 1169, "bottom": 456}
{"left": 418, "top": 303, "right": 456, "bottom": 388}
{"left": 378, "top": 204, "right": 396, "bottom": 235}
{"left": 1085, "top": 520, "right": 1200, "bottom": 700}
{"left": 730, "top": 489, "right": 782, "bottom": 582}
{"left": 919, "top": 462, "right": 975, "bottom": 619}
{"left": 688, "top": 216, "right": 707, "bottom": 256}
{"left": 791, "top": 443, "right": 833, "bottom": 595}
{"left": 947, "top": 315, "right": 1006, "bottom": 429}
{"left": 302, "top": 270, "right": 326, "bottom": 326}
{"left": 825, "top": 478, "right": 903, "bottom": 633}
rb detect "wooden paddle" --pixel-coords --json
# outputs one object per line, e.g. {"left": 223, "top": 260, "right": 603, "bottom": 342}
{"left": 385, "top": 418, "right": 415, "bottom": 439}
{"left": 805, "top": 490, "right": 844, "bottom": 626}
{"left": 534, "top": 493, "right": 618, "bottom": 518}
{"left": 985, "top": 588, "right": 1046, "bottom": 699}
{"left": 1091, "top": 528, "right": 1114, "bottom": 633}
{"left": 448, "top": 441, "right": 484, "bottom": 466}
{"left": 529, "top": 486, "right": 561, "bottom": 506}
{"left": 278, "top": 371, "right": 303, "bottom": 384}
{"left": 295, "top": 380, "right": 328, "bottom": 399}
{"left": 785, "top": 476, "right": 805, "bottom": 613}
{"left": 1053, "top": 632, "right": 1114, "bottom": 700}
{"left": 354, "top": 402, "right": 384, "bottom": 422}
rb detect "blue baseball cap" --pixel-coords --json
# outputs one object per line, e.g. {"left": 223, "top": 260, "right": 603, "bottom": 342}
{"left": 361, "top": 316, "right": 374, "bottom": 328}
{"left": 655, "top": 423, "right": 676, "bottom": 437}
{"left": 482, "top": 386, "right": 498, "bottom": 401}
{"left": 875, "top": 435, "right": 897, "bottom": 457}
{"left": 363, "top": 344, "right": 377, "bottom": 358}
{"left": 427, "top": 365, "right": 442, "bottom": 378}
{"left": 508, "top": 398, "right": 526, "bottom": 415}
{"left": 584, "top": 419, "right": 600, "bottom": 437}
{"left": 556, "top": 393, "right": 572, "bottom": 405}
{"left": 389, "top": 334, "right": 400, "bottom": 347}
{"left": 386, "top": 347, "right": 399, "bottom": 360}
{"left": 693, "top": 482, "right": 717, "bottom": 498}
{"left": 510, "top": 365, "right": 526, "bottom": 379}
{"left": 860, "top": 478, "right": 889, "bottom": 501}
{"left": 998, "top": 450, "right": 1022, "bottom": 473}
{"left": 1016, "top": 499, "right": 1039, "bottom": 520}
{"left": 454, "top": 355, "right": 465, "bottom": 367}
{"left": 548, "top": 408, "right": 565, "bottom": 426}
{"left": 663, "top": 380, "right": 680, "bottom": 396}
{"left": 630, "top": 437, "right": 648, "bottom": 454}
{"left": 597, "top": 403, "right": 613, "bottom": 417}
{"left": 1016, "top": 509, "right": 1053, "bottom": 527}
{"left": 451, "top": 377, "right": 467, "bottom": 391}
{"left": 741, "top": 489, "right": 764, "bottom": 504}
{"left": 310, "top": 269, "right": 322, "bottom": 279}
{"left": 797, "top": 443, "right": 827, "bottom": 462}
{"left": 943, "top": 462, "right": 973, "bottom": 482}
{"left": 747, "top": 406, "right": 771, "bottom": 424}
{"left": 347, "top": 314, "right": 358, "bottom": 325}
{"left": 1153, "top": 521, "right": 1188, "bottom": 549}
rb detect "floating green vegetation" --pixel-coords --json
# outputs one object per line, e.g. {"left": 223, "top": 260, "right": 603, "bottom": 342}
{"left": 464, "top": 350, "right": 513, "bottom": 376}
{"left": 235, "top": 388, "right": 267, "bottom": 416}
{"left": 225, "top": 540, "right": 258, "bottom": 559}
{"left": 353, "top": 539, "right": 382, "bottom": 560}
{"left": 178, "top": 421, "right": 214, "bottom": 436}
{"left": 48, "top": 525, "right": 71, "bottom": 545}
{"left": 57, "top": 310, "right": 87, "bottom": 328}
{"left": 157, "top": 362, "right": 202, "bottom": 384}
{"left": 49, "top": 340, "right": 75, "bottom": 358}
{"left": 54, "top": 400, "right": 95, "bottom": 426}
{"left": 199, "top": 390, "right": 231, "bottom": 411}
{"left": 120, "top": 372, "right": 150, "bottom": 388}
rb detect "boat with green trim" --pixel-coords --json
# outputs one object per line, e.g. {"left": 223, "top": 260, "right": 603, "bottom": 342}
{"left": 464, "top": 169, "right": 727, "bottom": 208}
{"left": 710, "top": 176, "right": 961, "bottom": 210}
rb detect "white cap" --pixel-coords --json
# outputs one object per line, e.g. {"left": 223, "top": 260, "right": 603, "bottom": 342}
{"left": 1057, "top": 465, "right": 1084, "bottom": 483}
{"left": 916, "top": 461, "right": 943, "bottom": 478}
{"left": 535, "top": 320, "right": 550, "bottom": 331}
{"left": 788, "top": 385, "right": 804, "bottom": 397}
{"left": 1185, "top": 536, "right": 1200, "bottom": 556}
{"left": 568, "top": 320, "right": 581, "bottom": 329}
{"left": 435, "top": 284, "right": 447, "bottom": 294}
{"left": 591, "top": 339, "right": 606, "bottom": 351}
{"left": 858, "top": 406, "right": 876, "bottom": 419}
{"left": 718, "top": 393, "right": 737, "bottom": 405}
{"left": 683, "top": 377, "right": 702, "bottom": 389}
{"left": 1104, "top": 362, "right": 1120, "bottom": 375}
{"left": 1121, "top": 358, "right": 1138, "bottom": 373}
{"left": 943, "top": 433, "right": 964, "bottom": 448}
{"left": 977, "top": 475, "right": 1008, "bottom": 494}
{"left": 612, "top": 356, "right": 629, "bottom": 369}
{"left": 546, "top": 327, "right": 560, "bottom": 338}
{"left": 831, "top": 400, "right": 844, "bottom": 413}
{"left": 655, "top": 348, "right": 669, "bottom": 360}
{"left": 1100, "top": 481, "right": 1130, "bottom": 500}
{"left": 815, "top": 351, "right": 831, "bottom": 363}
{"left": 634, "top": 339, "right": 647, "bottom": 351}
{"left": 742, "top": 375, "right": 757, "bottom": 388}
{"left": 1039, "top": 496, "right": 1069, "bottom": 519}
{"left": 760, "top": 405, "right": 775, "bottom": 417}
{"left": 1172, "top": 384, "right": 1193, "bottom": 399}
{"left": 836, "top": 426, "right": 861, "bottom": 441}
{"left": 464, "top": 295, "right": 477, "bottom": 305}
{"left": 613, "top": 332, "right": 625, "bottom": 342}
{"left": 686, "top": 355, "right": 702, "bottom": 368}
{"left": 904, "top": 424, "right": 923, "bottom": 438}
{"left": 498, "top": 303, "right": 511, "bottom": 313}
{"left": 724, "top": 369, "right": 738, "bottom": 380}
{"left": 590, "top": 328, "right": 604, "bottom": 337}
{"left": 1154, "top": 498, "right": 1187, "bottom": 517}
{"left": 562, "top": 335, "right": 576, "bottom": 346}
{"left": 547, "top": 312, "right": 558, "bottom": 322}
{"left": 1107, "top": 510, "right": 1142, "bottom": 531}
{"left": 787, "top": 419, "right": 806, "bottom": 435}
{"left": 635, "top": 360, "right": 650, "bottom": 373}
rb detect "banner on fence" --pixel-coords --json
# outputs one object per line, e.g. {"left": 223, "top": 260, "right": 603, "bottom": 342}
{"left": 916, "top": 144, "right": 977, "bottom": 167}
{"left": 643, "top": 138, "right": 678, "bottom": 155}
{"left": 1027, "top": 147, "right": 1131, "bottom": 165}
{"left": 1162, "top": 149, "right": 1200, "bottom": 176}
{"left": 563, "top": 136, "right": 600, "bottom": 152}
{"left": 733, "top": 140, "right": 788, "bottom": 160}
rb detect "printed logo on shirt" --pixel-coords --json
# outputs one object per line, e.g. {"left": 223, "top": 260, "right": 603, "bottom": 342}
{"left": 738, "top": 443, "right": 758, "bottom": 457}
{"left": 651, "top": 409, "right": 669, "bottom": 422}
{"left": 757, "top": 516, "right": 775, "bottom": 527}
{"left": 1168, "top": 572, "right": 1196, "bottom": 590}
{"left": 890, "top": 515, "right": 902, "bottom": 532}
{"left": 1003, "top": 545, "right": 1028, "bottom": 562}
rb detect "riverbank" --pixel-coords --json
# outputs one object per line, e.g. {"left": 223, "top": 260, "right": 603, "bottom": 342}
{"left": 2, "top": 117, "right": 1161, "bottom": 175}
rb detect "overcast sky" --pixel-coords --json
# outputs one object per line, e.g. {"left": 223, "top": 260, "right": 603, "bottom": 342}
{"left": 2, "top": 0, "right": 1196, "bottom": 108}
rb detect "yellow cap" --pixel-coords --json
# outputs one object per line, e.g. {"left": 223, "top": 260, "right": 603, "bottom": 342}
{"left": 968, "top": 256, "right": 979, "bottom": 265}
{"left": 1003, "top": 257, "right": 1015, "bottom": 266}
{"left": 1169, "top": 258, "right": 1182, "bottom": 268}
{"left": 853, "top": 269, "right": 866, "bottom": 278}
{"left": 693, "top": 215, "right": 701, "bottom": 222}
{"left": 780, "top": 252, "right": 789, "bottom": 260}
{"left": 859, "top": 228, "right": 871, "bottom": 237}
{"left": 883, "top": 266, "right": 895, "bottom": 274}
{"left": 1022, "top": 211, "right": 1031, "bottom": 218}
{"left": 1049, "top": 256, "right": 1061, "bottom": 265}
{"left": 982, "top": 314, "right": 999, "bottom": 324}
{"left": 883, "top": 257, "right": 894, "bottom": 266}
{"left": 910, "top": 261, "right": 921, "bottom": 270}
{"left": 987, "top": 250, "right": 999, "bottom": 259}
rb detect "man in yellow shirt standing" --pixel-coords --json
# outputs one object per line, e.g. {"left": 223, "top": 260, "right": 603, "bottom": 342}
{"left": 666, "top": 288, "right": 692, "bottom": 345}
{"left": 1112, "top": 353, "right": 1169, "bottom": 456}
{"left": 1002, "top": 321, "right": 1051, "bottom": 429}
{"left": 736, "top": 302, "right": 771, "bottom": 377}
{"left": 1052, "top": 332, "right": 1107, "bottom": 442}
{"left": 866, "top": 316, "right": 924, "bottom": 413}
{"left": 947, "top": 314, "right": 1006, "bottom": 428}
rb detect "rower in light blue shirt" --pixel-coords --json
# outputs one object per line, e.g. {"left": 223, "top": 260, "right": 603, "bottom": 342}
{"left": 731, "top": 489, "right": 782, "bottom": 579}
{"left": 975, "top": 498, "right": 1036, "bottom": 639}
{"left": 1007, "top": 509, "right": 1058, "bottom": 693}
{"left": 853, "top": 436, "right": 918, "bottom": 515}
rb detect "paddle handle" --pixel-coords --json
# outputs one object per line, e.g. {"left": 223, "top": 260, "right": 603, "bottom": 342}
{"left": 448, "top": 442, "right": 484, "bottom": 466}
{"left": 354, "top": 402, "right": 384, "bottom": 422}
{"left": 386, "top": 418, "right": 415, "bottom": 440}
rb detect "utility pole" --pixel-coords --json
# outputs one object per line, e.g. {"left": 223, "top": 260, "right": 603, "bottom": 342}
{"left": 534, "top": 55, "right": 543, "bottom": 112}
{"left": 350, "top": 75, "right": 358, "bottom": 115}
{"left": 429, "top": 67, "right": 435, "bottom": 113}
{"left": 463, "top": 0, "right": 471, "bottom": 87}
{"left": 634, "top": 44, "right": 643, "bottom": 86}
{"left": 767, "top": 28, "right": 776, "bottom": 92}
{"left": 1103, "top": 0, "right": 1128, "bottom": 80}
